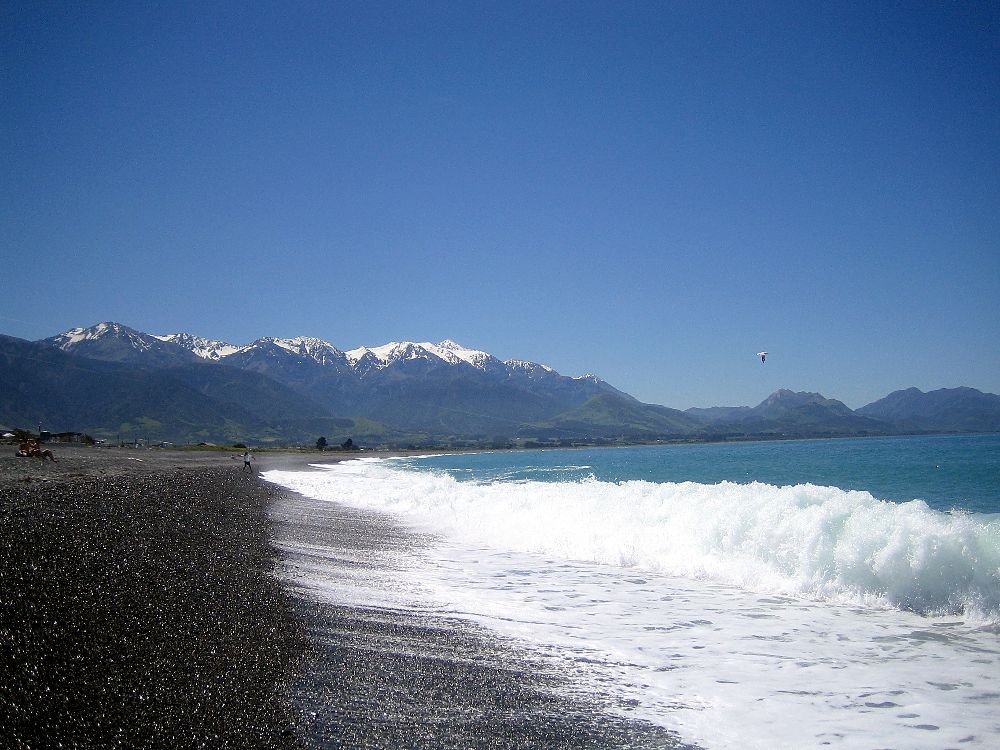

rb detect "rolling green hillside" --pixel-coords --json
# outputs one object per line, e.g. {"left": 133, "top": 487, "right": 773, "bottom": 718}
{"left": 528, "top": 394, "right": 705, "bottom": 439}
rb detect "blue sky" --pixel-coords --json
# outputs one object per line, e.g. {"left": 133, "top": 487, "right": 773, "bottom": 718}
{"left": 3, "top": 1, "right": 998, "bottom": 409}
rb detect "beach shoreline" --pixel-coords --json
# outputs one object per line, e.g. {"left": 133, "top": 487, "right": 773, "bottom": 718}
{"left": 267, "top": 470, "right": 689, "bottom": 750}
{"left": 1, "top": 445, "right": 688, "bottom": 749}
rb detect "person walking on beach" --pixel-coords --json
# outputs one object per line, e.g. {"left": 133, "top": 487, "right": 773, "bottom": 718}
{"left": 243, "top": 450, "right": 253, "bottom": 472}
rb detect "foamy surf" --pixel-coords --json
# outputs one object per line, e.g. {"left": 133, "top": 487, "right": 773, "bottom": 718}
{"left": 264, "top": 455, "right": 1000, "bottom": 749}
{"left": 268, "top": 460, "right": 1000, "bottom": 622}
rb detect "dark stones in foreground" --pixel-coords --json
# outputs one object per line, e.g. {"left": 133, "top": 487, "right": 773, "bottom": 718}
{"left": 1, "top": 464, "right": 303, "bottom": 749}
{"left": 292, "top": 601, "right": 686, "bottom": 749}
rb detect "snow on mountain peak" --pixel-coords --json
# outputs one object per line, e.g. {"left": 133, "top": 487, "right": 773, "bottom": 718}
{"left": 347, "top": 341, "right": 432, "bottom": 367}
{"left": 343, "top": 346, "right": 375, "bottom": 367}
{"left": 154, "top": 332, "right": 240, "bottom": 360}
{"left": 505, "top": 358, "right": 555, "bottom": 375}
{"left": 344, "top": 340, "right": 497, "bottom": 370}
{"left": 270, "top": 336, "right": 340, "bottom": 353}
{"left": 52, "top": 322, "right": 153, "bottom": 351}
{"left": 255, "top": 336, "right": 345, "bottom": 365}
{"left": 56, "top": 326, "right": 95, "bottom": 346}
{"left": 43, "top": 324, "right": 593, "bottom": 381}
{"left": 424, "top": 340, "right": 495, "bottom": 367}
{"left": 62, "top": 322, "right": 118, "bottom": 342}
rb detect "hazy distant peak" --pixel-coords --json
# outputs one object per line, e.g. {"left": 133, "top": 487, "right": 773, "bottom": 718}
{"left": 753, "top": 389, "right": 855, "bottom": 419}
{"left": 761, "top": 389, "right": 828, "bottom": 405}
{"left": 857, "top": 386, "right": 1000, "bottom": 431}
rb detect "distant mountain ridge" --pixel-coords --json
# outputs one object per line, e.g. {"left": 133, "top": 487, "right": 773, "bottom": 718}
{"left": 47, "top": 322, "right": 199, "bottom": 366}
{"left": 684, "top": 389, "right": 889, "bottom": 437}
{"left": 154, "top": 332, "right": 240, "bottom": 360}
{"left": 0, "top": 333, "right": 380, "bottom": 442}
{"left": 857, "top": 387, "right": 1000, "bottom": 433}
{"left": 2, "top": 321, "right": 997, "bottom": 445}
{"left": 27, "top": 322, "right": 632, "bottom": 442}
{"left": 45, "top": 323, "right": 590, "bottom": 380}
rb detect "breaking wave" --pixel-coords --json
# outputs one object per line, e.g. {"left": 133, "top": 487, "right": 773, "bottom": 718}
{"left": 265, "top": 460, "right": 1000, "bottom": 622}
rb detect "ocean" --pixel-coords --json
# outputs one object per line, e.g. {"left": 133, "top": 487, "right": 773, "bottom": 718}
{"left": 264, "top": 433, "right": 1000, "bottom": 749}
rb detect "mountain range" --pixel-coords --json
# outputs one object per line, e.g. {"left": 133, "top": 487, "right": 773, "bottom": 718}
{"left": 2, "top": 321, "right": 998, "bottom": 446}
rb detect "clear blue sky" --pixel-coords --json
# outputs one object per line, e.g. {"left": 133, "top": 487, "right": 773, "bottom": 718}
{"left": 3, "top": 1, "right": 998, "bottom": 409}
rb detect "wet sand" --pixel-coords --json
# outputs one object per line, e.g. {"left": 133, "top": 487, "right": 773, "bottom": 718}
{"left": 1, "top": 445, "right": 687, "bottom": 749}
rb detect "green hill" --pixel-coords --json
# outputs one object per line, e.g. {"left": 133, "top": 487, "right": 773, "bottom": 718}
{"left": 527, "top": 394, "right": 705, "bottom": 439}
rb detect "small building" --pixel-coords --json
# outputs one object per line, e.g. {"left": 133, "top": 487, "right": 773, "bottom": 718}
{"left": 48, "top": 432, "right": 85, "bottom": 443}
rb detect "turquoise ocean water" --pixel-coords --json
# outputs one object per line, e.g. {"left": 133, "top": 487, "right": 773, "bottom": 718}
{"left": 397, "top": 433, "right": 1000, "bottom": 514}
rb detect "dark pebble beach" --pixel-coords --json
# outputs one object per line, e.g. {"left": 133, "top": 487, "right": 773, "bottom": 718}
{"left": 1, "top": 445, "right": 689, "bottom": 749}
{"left": 0, "top": 447, "right": 305, "bottom": 749}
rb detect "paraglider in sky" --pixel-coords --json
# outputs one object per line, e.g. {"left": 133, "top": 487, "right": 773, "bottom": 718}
{"left": 756, "top": 351, "right": 767, "bottom": 363}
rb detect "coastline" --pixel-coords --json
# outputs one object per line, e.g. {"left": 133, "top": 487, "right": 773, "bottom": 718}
{"left": 266, "top": 468, "right": 688, "bottom": 749}
{"left": 1, "top": 445, "right": 689, "bottom": 749}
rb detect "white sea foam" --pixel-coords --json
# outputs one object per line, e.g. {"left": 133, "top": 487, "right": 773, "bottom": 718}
{"left": 264, "top": 460, "right": 1000, "bottom": 749}
{"left": 268, "top": 460, "right": 1000, "bottom": 621}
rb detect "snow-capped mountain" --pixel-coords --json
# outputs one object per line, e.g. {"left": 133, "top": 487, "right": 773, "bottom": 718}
{"left": 155, "top": 332, "right": 345, "bottom": 366}
{"left": 345, "top": 340, "right": 508, "bottom": 374}
{"left": 48, "top": 322, "right": 161, "bottom": 355}
{"left": 262, "top": 336, "right": 343, "bottom": 363}
{"left": 36, "top": 322, "right": 627, "bottom": 436}
{"left": 44, "top": 322, "right": 197, "bottom": 366}
{"left": 48, "top": 322, "right": 138, "bottom": 349}
{"left": 433, "top": 339, "right": 498, "bottom": 369}
{"left": 241, "top": 336, "right": 347, "bottom": 366}
{"left": 11, "top": 322, "right": 1000, "bottom": 443}
{"left": 153, "top": 332, "right": 240, "bottom": 361}
{"left": 48, "top": 322, "right": 575, "bottom": 382}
